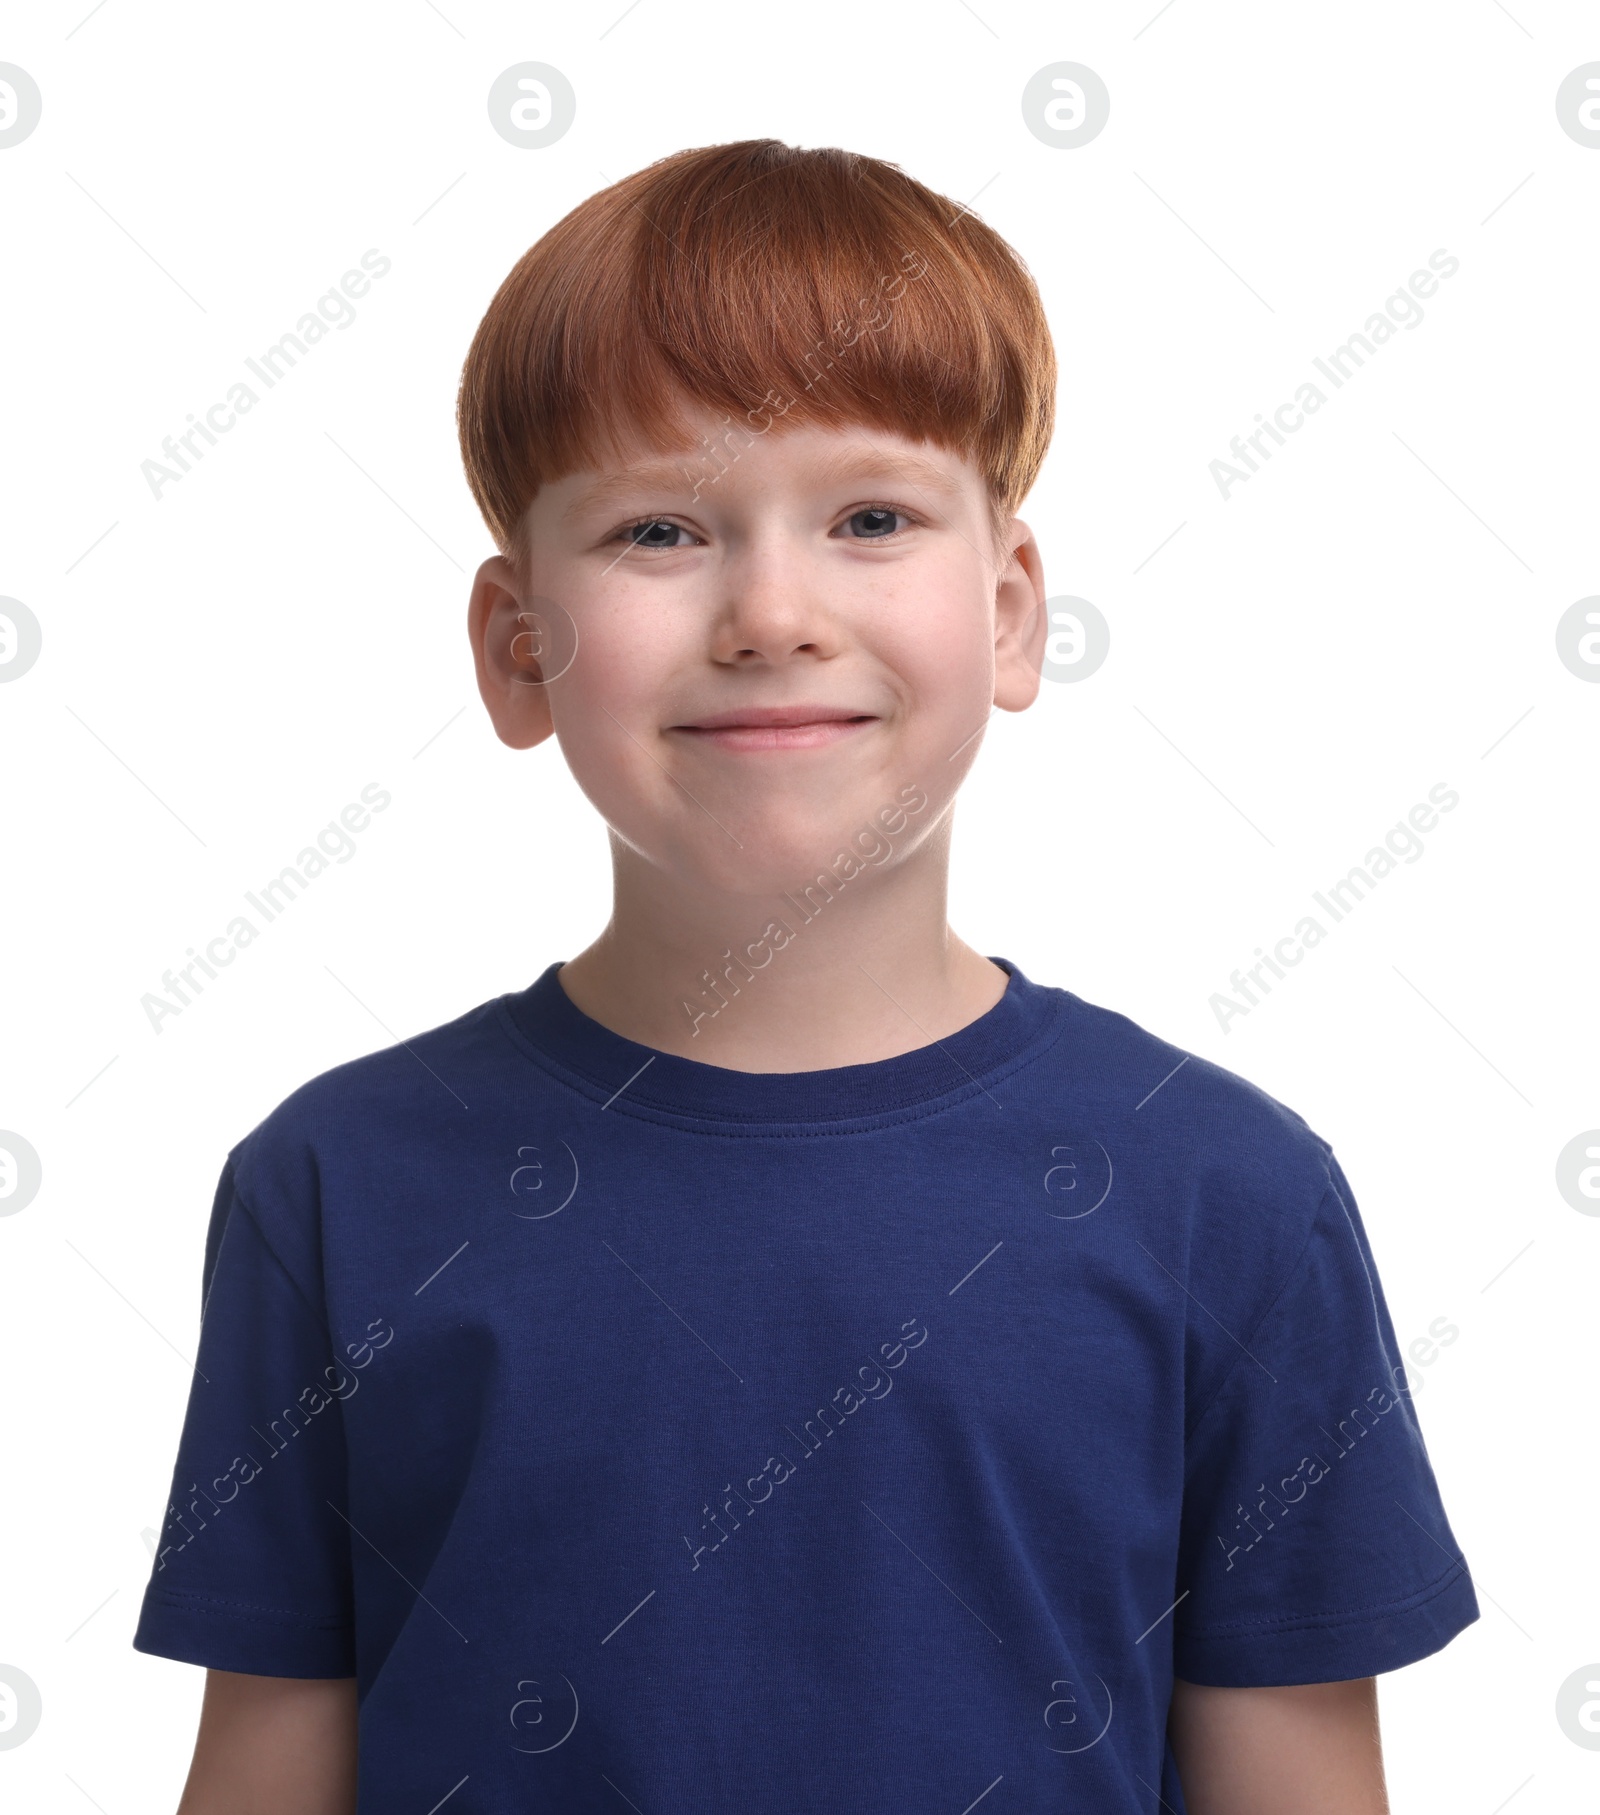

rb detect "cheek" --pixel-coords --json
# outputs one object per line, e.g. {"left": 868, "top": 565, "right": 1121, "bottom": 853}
{"left": 880, "top": 588, "right": 996, "bottom": 711}
{"left": 560, "top": 588, "right": 688, "bottom": 719}
{"left": 546, "top": 600, "right": 691, "bottom": 813}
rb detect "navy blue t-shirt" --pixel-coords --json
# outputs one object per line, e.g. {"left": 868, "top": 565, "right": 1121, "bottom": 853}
{"left": 134, "top": 958, "right": 1477, "bottom": 1812}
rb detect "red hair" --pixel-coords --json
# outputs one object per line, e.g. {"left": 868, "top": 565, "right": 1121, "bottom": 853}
{"left": 457, "top": 139, "right": 1056, "bottom": 563}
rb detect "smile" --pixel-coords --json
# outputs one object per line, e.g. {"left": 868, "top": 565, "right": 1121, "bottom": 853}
{"left": 668, "top": 706, "right": 879, "bottom": 752}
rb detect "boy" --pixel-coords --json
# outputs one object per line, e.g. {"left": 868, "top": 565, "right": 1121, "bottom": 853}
{"left": 134, "top": 140, "right": 1477, "bottom": 1813}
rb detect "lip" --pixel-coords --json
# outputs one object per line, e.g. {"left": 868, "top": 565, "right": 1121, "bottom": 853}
{"left": 668, "top": 704, "right": 879, "bottom": 752}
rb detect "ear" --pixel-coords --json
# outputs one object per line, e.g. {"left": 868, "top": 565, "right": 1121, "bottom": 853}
{"left": 468, "top": 555, "right": 558, "bottom": 750}
{"left": 992, "top": 518, "right": 1046, "bottom": 712}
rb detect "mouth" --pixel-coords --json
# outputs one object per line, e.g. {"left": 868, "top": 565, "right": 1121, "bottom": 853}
{"left": 668, "top": 705, "right": 880, "bottom": 752}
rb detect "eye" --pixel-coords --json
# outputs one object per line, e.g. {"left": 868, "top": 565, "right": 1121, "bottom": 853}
{"left": 614, "top": 516, "right": 697, "bottom": 551}
{"left": 837, "top": 504, "right": 914, "bottom": 541}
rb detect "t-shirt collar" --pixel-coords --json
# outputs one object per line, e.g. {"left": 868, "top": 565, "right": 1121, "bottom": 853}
{"left": 497, "top": 955, "right": 1064, "bottom": 1129}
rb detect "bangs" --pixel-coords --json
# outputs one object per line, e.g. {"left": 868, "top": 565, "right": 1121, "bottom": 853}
{"left": 458, "top": 140, "right": 1056, "bottom": 561}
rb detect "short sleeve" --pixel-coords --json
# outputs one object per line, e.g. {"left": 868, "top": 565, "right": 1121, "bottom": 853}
{"left": 1172, "top": 1152, "right": 1478, "bottom": 1685}
{"left": 132, "top": 1154, "right": 357, "bottom": 1677}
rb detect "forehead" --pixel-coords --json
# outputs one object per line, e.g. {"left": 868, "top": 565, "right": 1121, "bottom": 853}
{"left": 552, "top": 409, "right": 983, "bottom": 525}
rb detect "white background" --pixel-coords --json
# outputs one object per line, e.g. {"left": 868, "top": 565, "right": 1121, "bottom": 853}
{"left": 2, "top": 0, "right": 1596, "bottom": 1808}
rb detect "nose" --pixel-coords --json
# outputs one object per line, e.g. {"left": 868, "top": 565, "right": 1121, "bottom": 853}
{"left": 709, "top": 534, "right": 845, "bottom": 666}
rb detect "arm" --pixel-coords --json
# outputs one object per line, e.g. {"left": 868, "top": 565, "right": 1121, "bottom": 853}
{"left": 1168, "top": 1676, "right": 1389, "bottom": 1815}
{"left": 174, "top": 1669, "right": 358, "bottom": 1815}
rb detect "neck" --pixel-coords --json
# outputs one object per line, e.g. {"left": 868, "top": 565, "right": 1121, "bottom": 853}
{"left": 554, "top": 813, "right": 1008, "bottom": 1072}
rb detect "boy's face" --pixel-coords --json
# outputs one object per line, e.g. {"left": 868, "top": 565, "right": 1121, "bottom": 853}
{"left": 469, "top": 403, "right": 1047, "bottom": 898}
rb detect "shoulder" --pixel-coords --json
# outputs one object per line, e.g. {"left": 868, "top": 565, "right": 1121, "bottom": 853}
{"left": 1023, "top": 970, "right": 1343, "bottom": 1289}
{"left": 1033, "top": 975, "right": 1332, "bottom": 1170}
{"left": 223, "top": 990, "right": 525, "bottom": 1223}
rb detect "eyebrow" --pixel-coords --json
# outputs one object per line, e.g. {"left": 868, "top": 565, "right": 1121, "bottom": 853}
{"left": 560, "top": 442, "right": 972, "bottom": 526}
